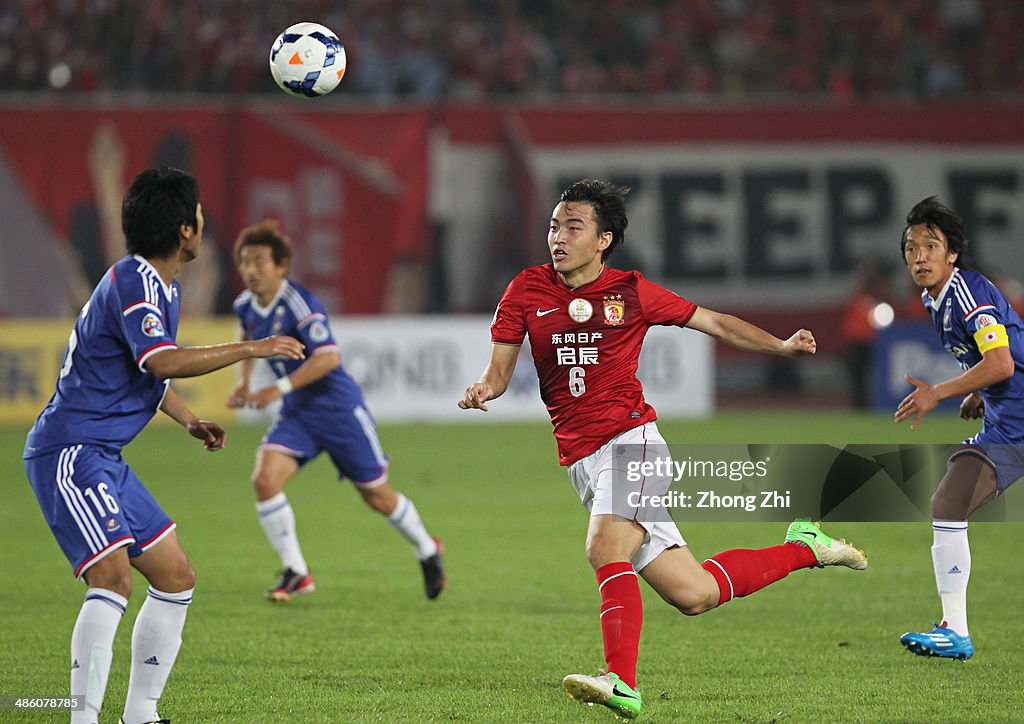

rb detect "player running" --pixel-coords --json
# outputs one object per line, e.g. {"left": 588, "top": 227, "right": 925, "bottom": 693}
{"left": 895, "top": 196, "right": 1024, "bottom": 660}
{"left": 459, "top": 179, "right": 866, "bottom": 720}
{"left": 226, "top": 220, "right": 445, "bottom": 602}
{"left": 24, "top": 167, "right": 305, "bottom": 724}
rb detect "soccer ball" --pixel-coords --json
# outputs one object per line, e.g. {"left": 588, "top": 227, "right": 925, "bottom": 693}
{"left": 269, "top": 22, "right": 346, "bottom": 98}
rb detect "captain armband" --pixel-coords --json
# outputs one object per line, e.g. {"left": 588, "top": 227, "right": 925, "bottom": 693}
{"left": 973, "top": 323, "right": 1009, "bottom": 355}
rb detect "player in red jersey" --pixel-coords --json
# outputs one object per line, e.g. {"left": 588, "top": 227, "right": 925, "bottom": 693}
{"left": 459, "top": 179, "right": 867, "bottom": 720}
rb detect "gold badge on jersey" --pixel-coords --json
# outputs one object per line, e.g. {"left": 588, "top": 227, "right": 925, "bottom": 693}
{"left": 568, "top": 298, "right": 593, "bottom": 323}
{"left": 603, "top": 294, "right": 625, "bottom": 326}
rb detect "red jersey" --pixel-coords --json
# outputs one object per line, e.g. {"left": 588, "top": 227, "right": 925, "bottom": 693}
{"left": 491, "top": 264, "right": 697, "bottom": 465}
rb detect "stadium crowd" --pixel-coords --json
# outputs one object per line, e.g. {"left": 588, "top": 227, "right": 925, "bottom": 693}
{"left": 1, "top": 0, "right": 1020, "bottom": 99}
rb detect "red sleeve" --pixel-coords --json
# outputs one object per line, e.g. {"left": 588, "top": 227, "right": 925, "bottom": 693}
{"left": 490, "top": 271, "right": 527, "bottom": 345}
{"left": 636, "top": 272, "right": 697, "bottom": 326}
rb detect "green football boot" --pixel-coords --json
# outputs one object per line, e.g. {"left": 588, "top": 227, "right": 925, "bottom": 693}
{"left": 563, "top": 672, "right": 642, "bottom": 720}
{"left": 785, "top": 519, "right": 867, "bottom": 570}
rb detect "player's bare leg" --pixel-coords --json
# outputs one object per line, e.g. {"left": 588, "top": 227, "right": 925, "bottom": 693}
{"left": 121, "top": 532, "right": 194, "bottom": 724}
{"left": 901, "top": 454, "right": 996, "bottom": 661}
{"left": 252, "top": 448, "right": 299, "bottom": 503}
{"left": 83, "top": 548, "right": 134, "bottom": 597}
{"left": 250, "top": 449, "right": 312, "bottom": 601}
{"left": 932, "top": 454, "right": 998, "bottom": 520}
{"left": 130, "top": 531, "right": 195, "bottom": 592}
{"left": 359, "top": 481, "right": 446, "bottom": 599}
{"left": 72, "top": 550, "right": 132, "bottom": 724}
{"left": 357, "top": 480, "right": 399, "bottom": 515}
{"left": 564, "top": 515, "right": 646, "bottom": 719}
{"left": 638, "top": 545, "right": 722, "bottom": 614}
{"left": 583, "top": 514, "right": 645, "bottom": 570}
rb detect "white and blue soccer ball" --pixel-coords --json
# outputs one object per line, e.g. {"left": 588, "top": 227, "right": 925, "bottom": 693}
{"left": 269, "top": 22, "right": 346, "bottom": 98}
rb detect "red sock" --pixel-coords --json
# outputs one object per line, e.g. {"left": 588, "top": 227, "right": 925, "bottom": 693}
{"left": 701, "top": 542, "right": 817, "bottom": 605}
{"left": 596, "top": 561, "right": 643, "bottom": 689}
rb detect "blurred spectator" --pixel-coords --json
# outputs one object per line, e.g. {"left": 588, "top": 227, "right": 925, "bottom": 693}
{"left": 841, "top": 261, "right": 895, "bottom": 409}
{"left": 1, "top": 0, "right": 1022, "bottom": 99}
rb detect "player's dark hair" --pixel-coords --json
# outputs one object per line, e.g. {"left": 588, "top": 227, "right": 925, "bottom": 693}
{"left": 121, "top": 167, "right": 200, "bottom": 259}
{"left": 560, "top": 179, "right": 630, "bottom": 261}
{"left": 902, "top": 196, "right": 969, "bottom": 268}
{"left": 233, "top": 218, "right": 293, "bottom": 267}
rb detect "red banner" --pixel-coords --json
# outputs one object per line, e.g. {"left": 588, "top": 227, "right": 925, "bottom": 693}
{"left": 233, "top": 106, "right": 430, "bottom": 312}
{"left": 0, "top": 104, "right": 430, "bottom": 315}
{"left": 3, "top": 102, "right": 1022, "bottom": 321}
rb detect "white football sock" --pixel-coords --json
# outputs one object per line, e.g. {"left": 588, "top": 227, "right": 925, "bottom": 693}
{"left": 256, "top": 493, "right": 308, "bottom": 575}
{"left": 122, "top": 587, "right": 193, "bottom": 724}
{"left": 388, "top": 494, "right": 438, "bottom": 560}
{"left": 71, "top": 588, "right": 127, "bottom": 724}
{"left": 932, "top": 520, "right": 970, "bottom": 636}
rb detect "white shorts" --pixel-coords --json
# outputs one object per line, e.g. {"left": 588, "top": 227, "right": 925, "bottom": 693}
{"left": 567, "top": 422, "right": 686, "bottom": 571}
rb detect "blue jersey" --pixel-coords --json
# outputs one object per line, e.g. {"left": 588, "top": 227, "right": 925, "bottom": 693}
{"left": 25, "top": 255, "right": 180, "bottom": 457}
{"left": 924, "top": 268, "right": 1024, "bottom": 440}
{"left": 232, "top": 279, "right": 364, "bottom": 413}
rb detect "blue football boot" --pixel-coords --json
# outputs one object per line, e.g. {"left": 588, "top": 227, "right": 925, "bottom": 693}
{"left": 900, "top": 623, "right": 974, "bottom": 660}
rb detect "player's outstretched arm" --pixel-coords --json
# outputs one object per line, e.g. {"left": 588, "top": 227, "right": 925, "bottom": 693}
{"left": 147, "top": 335, "right": 305, "bottom": 380}
{"left": 896, "top": 346, "right": 1013, "bottom": 429}
{"left": 248, "top": 349, "right": 341, "bottom": 409}
{"left": 226, "top": 335, "right": 255, "bottom": 408}
{"left": 161, "top": 385, "right": 227, "bottom": 451}
{"left": 685, "top": 307, "right": 816, "bottom": 357}
{"left": 459, "top": 343, "right": 521, "bottom": 412}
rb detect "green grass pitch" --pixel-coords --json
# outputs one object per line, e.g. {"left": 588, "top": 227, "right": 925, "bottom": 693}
{"left": 2, "top": 411, "right": 1023, "bottom": 722}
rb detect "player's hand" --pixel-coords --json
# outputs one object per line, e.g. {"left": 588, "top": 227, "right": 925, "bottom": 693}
{"left": 458, "top": 383, "right": 493, "bottom": 412}
{"left": 960, "top": 392, "right": 985, "bottom": 420}
{"left": 248, "top": 386, "right": 282, "bottom": 409}
{"left": 253, "top": 335, "right": 305, "bottom": 360}
{"left": 895, "top": 374, "right": 940, "bottom": 429}
{"left": 226, "top": 382, "right": 249, "bottom": 409}
{"left": 782, "top": 329, "right": 816, "bottom": 356}
{"left": 187, "top": 419, "right": 227, "bottom": 451}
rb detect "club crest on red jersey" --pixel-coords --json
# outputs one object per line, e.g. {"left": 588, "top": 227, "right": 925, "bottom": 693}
{"left": 568, "top": 298, "right": 593, "bottom": 323}
{"left": 603, "top": 294, "right": 625, "bottom": 326}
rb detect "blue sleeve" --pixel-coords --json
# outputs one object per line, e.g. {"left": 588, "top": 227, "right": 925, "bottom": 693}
{"left": 954, "top": 273, "right": 1003, "bottom": 327}
{"left": 115, "top": 268, "right": 178, "bottom": 370}
{"left": 294, "top": 288, "right": 339, "bottom": 353}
